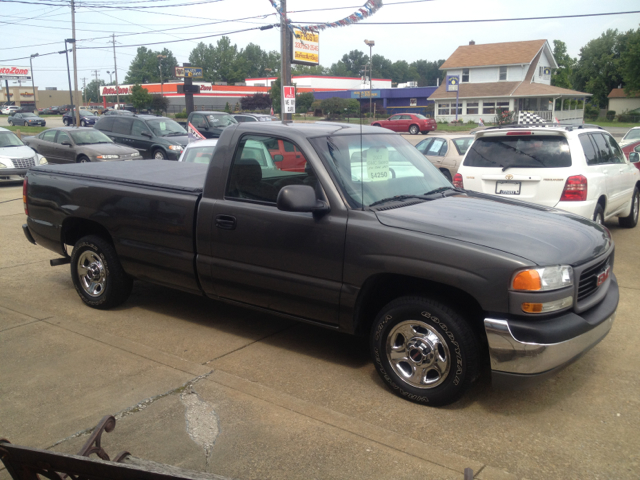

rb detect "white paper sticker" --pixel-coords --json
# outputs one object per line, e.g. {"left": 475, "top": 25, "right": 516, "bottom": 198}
{"left": 366, "top": 147, "right": 390, "bottom": 182}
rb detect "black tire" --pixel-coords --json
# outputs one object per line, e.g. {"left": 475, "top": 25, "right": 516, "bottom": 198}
{"left": 153, "top": 149, "right": 166, "bottom": 160}
{"left": 7, "top": 120, "right": 12, "bottom": 126}
{"left": 63, "top": 118, "right": 70, "bottom": 126}
{"left": 370, "top": 296, "right": 479, "bottom": 406}
{"left": 77, "top": 155, "right": 90, "bottom": 163}
{"left": 372, "top": 123, "right": 382, "bottom": 127}
{"left": 440, "top": 169, "right": 452, "bottom": 182}
{"left": 80, "top": 119, "right": 86, "bottom": 127}
{"left": 593, "top": 204, "right": 604, "bottom": 226}
{"left": 619, "top": 187, "right": 640, "bottom": 228}
{"left": 409, "top": 124, "right": 419, "bottom": 135}
{"left": 70, "top": 235, "right": 133, "bottom": 309}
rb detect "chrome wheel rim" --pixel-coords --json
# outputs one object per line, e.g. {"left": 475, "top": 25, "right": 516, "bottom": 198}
{"left": 76, "top": 251, "right": 106, "bottom": 297}
{"left": 595, "top": 212, "right": 603, "bottom": 225}
{"left": 154, "top": 151, "right": 165, "bottom": 159}
{"left": 410, "top": 126, "right": 418, "bottom": 134}
{"left": 386, "top": 320, "right": 451, "bottom": 389}
{"left": 633, "top": 194, "right": 639, "bottom": 222}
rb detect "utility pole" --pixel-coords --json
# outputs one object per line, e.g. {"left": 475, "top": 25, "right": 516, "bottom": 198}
{"left": 112, "top": 34, "right": 120, "bottom": 106}
{"left": 82, "top": 77, "right": 86, "bottom": 105}
{"left": 62, "top": 41, "right": 74, "bottom": 109}
{"left": 71, "top": 0, "right": 80, "bottom": 126}
{"left": 92, "top": 69, "right": 100, "bottom": 104}
{"left": 29, "top": 53, "right": 39, "bottom": 110}
{"left": 279, "top": 0, "right": 292, "bottom": 123}
{"left": 157, "top": 55, "right": 167, "bottom": 98}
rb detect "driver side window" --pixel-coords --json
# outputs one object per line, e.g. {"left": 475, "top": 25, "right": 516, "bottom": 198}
{"left": 191, "top": 114, "right": 206, "bottom": 128}
{"left": 57, "top": 132, "right": 70, "bottom": 144}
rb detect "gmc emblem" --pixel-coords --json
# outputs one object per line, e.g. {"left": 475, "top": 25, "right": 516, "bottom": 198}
{"left": 596, "top": 266, "right": 610, "bottom": 287}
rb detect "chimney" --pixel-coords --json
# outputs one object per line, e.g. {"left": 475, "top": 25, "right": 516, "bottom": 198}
{"left": 469, "top": 40, "right": 475, "bottom": 45}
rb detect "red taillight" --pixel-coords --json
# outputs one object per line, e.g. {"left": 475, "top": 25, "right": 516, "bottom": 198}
{"left": 506, "top": 131, "right": 532, "bottom": 135}
{"left": 453, "top": 173, "right": 464, "bottom": 189}
{"left": 560, "top": 175, "right": 587, "bottom": 202}
{"left": 23, "top": 177, "right": 28, "bottom": 216}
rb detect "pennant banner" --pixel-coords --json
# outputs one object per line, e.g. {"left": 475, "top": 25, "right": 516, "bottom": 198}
{"left": 268, "top": 0, "right": 383, "bottom": 33}
{"left": 188, "top": 122, "right": 206, "bottom": 144}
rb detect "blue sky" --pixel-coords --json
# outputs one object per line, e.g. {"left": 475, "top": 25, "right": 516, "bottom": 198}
{"left": 1, "top": 0, "right": 639, "bottom": 89}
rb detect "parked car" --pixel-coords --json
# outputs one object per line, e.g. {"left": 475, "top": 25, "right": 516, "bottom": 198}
{"left": 455, "top": 125, "right": 640, "bottom": 226}
{"left": 39, "top": 107, "right": 55, "bottom": 115}
{"left": 15, "top": 105, "right": 38, "bottom": 113}
{"left": 24, "top": 127, "right": 143, "bottom": 164}
{"left": 7, "top": 112, "right": 46, "bottom": 127}
{"left": 95, "top": 114, "right": 188, "bottom": 160}
{"left": 103, "top": 108, "right": 134, "bottom": 116}
{"left": 371, "top": 113, "right": 437, "bottom": 135}
{"left": 264, "top": 137, "right": 307, "bottom": 172}
{"left": 620, "top": 127, "right": 640, "bottom": 147}
{"left": 23, "top": 122, "right": 619, "bottom": 406}
{"left": 63, "top": 109, "right": 99, "bottom": 126}
{"left": 1, "top": 106, "right": 20, "bottom": 115}
{"left": 57, "top": 105, "right": 73, "bottom": 114}
{"left": 415, "top": 135, "right": 474, "bottom": 181}
{"left": 0, "top": 127, "right": 48, "bottom": 181}
{"left": 232, "top": 113, "right": 272, "bottom": 123}
{"left": 86, "top": 105, "right": 104, "bottom": 115}
{"left": 187, "top": 111, "right": 238, "bottom": 139}
{"left": 622, "top": 140, "right": 640, "bottom": 164}
{"left": 178, "top": 138, "right": 219, "bottom": 164}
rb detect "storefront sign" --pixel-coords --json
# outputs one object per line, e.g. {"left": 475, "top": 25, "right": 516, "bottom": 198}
{"left": 291, "top": 28, "right": 319, "bottom": 66}
{"left": 446, "top": 76, "right": 459, "bottom": 92}
{"left": 175, "top": 67, "right": 203, "bottom": 78}
{"left": 351, "top": 90, "right": 380, "bottom": 98}
{"left": 100, "top": 85, "right": 133, "bottom": 96}
{"left": 0, "top": 66, "right": 31, "bottom": 77}
{"left": 283, "top": 85, "right": 295, "bottom": 114}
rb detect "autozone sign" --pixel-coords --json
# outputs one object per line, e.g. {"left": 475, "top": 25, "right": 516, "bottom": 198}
{"left": 100, "top": 85, "right": 133, "bottom": 95}
{"left": 0, "top": 66, "right": 31, "bottom": 76}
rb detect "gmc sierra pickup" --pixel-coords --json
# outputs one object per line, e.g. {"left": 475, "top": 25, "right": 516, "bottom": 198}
{"left": 21, "top": 122, "right": 618, "bottom": 406}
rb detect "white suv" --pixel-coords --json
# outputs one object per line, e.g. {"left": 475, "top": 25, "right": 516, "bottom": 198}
{"left": 454, "top": 125, "right": 640, "bottom": 227}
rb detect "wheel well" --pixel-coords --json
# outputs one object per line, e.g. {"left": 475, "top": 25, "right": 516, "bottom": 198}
{"left": 353, "top": 274, "right": 486, "bottom": 338}
{"left": 597, "top": 195, "right": 606, "bottom": 210}
{"left": 410, "top": 123, "right": 419, "bottom": 129}
{"left": 76, "top": 154, "right": 89, "bottom": 162}
{"left": 62, "top": 218, "right": 113, "bottom": 249}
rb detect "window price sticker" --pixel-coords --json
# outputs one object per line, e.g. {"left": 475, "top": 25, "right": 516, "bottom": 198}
{"left": 367, "top": 147, "right": 389, "bottom": 182}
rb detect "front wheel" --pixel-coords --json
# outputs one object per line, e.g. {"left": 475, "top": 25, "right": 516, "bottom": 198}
{"left": 409, "top": 124, "right": 419, "bottom": 135}
{"left": 70, "top": 235, "right": 133, "bottom": 309}
{"left": 80, "top": 119, "right": 86, "bottom": 127}
{"left": 593, "top": 204, "right": 604, "bottom": 226}
{"left": 63, "top": 118, "right": 70, "bottom": 126}
{"left": 619, "top": 187, "right": 639, "bottom": 228}
{"left": 153, "top": 149, "right": 166, "bottom": 160}
{"left": 370, "top": 296, "right": 479, "bottom": 406}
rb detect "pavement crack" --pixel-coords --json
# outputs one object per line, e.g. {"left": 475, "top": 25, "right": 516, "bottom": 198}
{"left": 180, "top": 386, "right": 220, "bottom": 470}
{"left": 0, "top": 198, "right": 20, "bottom": 204}
{"left": 47, "top": 372, "right": 213, "bottom": 451}
{"left": 0, "top": 316, "right": 54, "bottom": 333}
{"left": 202, "top": 325, "right": 292, "bottom": 366}
{"left": 473, "top": 465, "right": 486, "bottom": 477}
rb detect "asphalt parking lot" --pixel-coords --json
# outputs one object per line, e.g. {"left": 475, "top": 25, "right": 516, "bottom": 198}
{"left": 1, "top": 149, "right": 639, "bottom": 480}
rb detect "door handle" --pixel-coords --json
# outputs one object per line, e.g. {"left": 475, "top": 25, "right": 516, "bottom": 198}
{"left": 215, "top": 214, "right": 236, "bottom": 230}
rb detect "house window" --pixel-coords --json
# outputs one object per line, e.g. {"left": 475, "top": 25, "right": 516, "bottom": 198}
{"left": 462, "top": 68, "right": 469, "bottom": 83}
{"left": 438, "top": 103, "right": 450, "bottom": 115}
{"left": 466, "top": 102, "right": 479, "bottom": 115}
{"left": 499, "top": 66, "right": 507, "bottom": 81}
{"left": 410, "top": 98, "right": 417, "bottom": 107}
{"left": 482, "top": 101, "right": 496, "bottom": 114}
{"left": 496, "top": 101, "right": 510, "bottom": 111}
{"left": 451, "top": 103, "right": 462, "bottom": 115}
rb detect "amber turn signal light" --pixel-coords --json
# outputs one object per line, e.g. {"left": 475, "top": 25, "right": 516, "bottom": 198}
{"left": 512, "top": 270, "right": 541, "bottom": 291}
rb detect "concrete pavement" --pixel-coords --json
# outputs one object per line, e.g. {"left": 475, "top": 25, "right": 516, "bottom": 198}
{"left": 1, "top": 181, "right": 639, "bottom": 479}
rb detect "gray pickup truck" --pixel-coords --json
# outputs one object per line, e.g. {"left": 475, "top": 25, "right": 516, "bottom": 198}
{"left": 22, "top": 123, "right": 618, "bottom": 406}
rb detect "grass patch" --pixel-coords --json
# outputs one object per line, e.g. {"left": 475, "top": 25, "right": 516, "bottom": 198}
{"left": 5, "top": 125, "right": 48, "bottom": 136}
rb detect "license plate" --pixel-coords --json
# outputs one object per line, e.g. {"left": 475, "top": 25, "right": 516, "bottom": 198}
{"left": 496, "top": 181, "right": 521, "bottom": 195}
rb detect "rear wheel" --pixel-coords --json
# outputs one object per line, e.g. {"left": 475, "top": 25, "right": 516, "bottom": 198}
{"left": 80, "top": 119, "right": 87, "bottom": 127}
{"left": 593, "top": 204, "right": 604, "bottom": 226}
{"left": 7, "top": 120, "right": 12, "bottom": 126}
{"left": 619, "top": 187, "right": 639, "bottom": 228}
{"left": 440, "top": 169, "right": 452, "bottom": 182}
{"left": 409, "top": 125, "right": 419, "bottom": 135}
{"left": 370, "top": 296, "right": 479, "bottom": 406}
{"left": 70, "top": 235, "right": 133, "bottom": 309}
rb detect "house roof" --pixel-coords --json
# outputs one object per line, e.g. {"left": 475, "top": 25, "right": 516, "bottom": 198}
{"left": 430, "top": 81, "right": 590, "bottom": 100}
{"left": 608, "top": 88, "right": 640, "bottom": 99}
{"left": 440, "top": 40, "right": 548, "bottom": 69}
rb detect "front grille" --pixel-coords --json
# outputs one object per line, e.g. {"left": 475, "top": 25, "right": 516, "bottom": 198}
{"left": 11, "top": 157, "right": 36, "bottom": 169}
{"left": 577, "top": 255, "right": 610, "bottom": 301}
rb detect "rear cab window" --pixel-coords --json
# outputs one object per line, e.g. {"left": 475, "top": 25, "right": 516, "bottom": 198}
{"left": 464, "top": 135, "right": 572, "bottom": 169}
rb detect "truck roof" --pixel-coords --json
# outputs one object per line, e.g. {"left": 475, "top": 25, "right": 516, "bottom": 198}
{"left": 233, "top": 121, "right": 394, "bottom": 137}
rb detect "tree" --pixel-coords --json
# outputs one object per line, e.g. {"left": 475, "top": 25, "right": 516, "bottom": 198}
{"left": 84, "top": 79, "right": 105, "bottom": 103}
{"left": 295, "top": 92, "right": 314, "bottom": 113}
{"left": 621, "top": 29, "right": 640, "bottom": 96}
{"left": 320, "top": 97, "right": 348, "bottom": 119}
{"left": 125, "top": 47, "right": 177, "bottom": 84}
{"left": 130, "top": 84, "right": 152, "bottom": 111}
{"left": 551, "top": 40, "right": 575, "bottom": 89}
{"left": 292, "top": 64, "right": 327, "bottom": 76}
{"left": 224, "top": 102, "right": 231, "bottom": 113}
{"left": 150, "top": 94, "right": 168, "bottom": 114}
{"left": 571, "top": 29, "right": 626, "bottom": 108}
{"left": 270, "top": 77, "right": 281, "bottom": 114}
{"left": 240, "top": 93, "right": 272, "bottom": 111}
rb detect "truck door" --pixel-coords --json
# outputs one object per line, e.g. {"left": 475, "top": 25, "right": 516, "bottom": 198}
{"left": 205, "top": 134, "right": 347, "bottom": 325}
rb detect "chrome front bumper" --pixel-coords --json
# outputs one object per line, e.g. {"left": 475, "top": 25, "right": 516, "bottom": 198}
{"left": 485, "top": 313, "right": 614, "bottom": 378}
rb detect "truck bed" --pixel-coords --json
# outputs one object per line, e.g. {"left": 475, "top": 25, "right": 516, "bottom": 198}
{"left": 31, "top": 160, "right": 207, "bottom": 195}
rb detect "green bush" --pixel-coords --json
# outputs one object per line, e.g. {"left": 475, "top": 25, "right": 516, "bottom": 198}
{"left": 606, "top": 110, "right": 616, "bottom": 121}
{"left": 175, "top": 109, "right": 188, "bottom": 119}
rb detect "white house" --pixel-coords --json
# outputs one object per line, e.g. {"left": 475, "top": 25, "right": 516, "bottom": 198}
{"left": 245, "top": 75, "right": 392, "bottom": 90}
{"left": 431, "top": 40, "right": 591, "bottom": 124}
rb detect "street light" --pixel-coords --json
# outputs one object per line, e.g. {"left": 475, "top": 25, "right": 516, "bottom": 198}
{"left": 364, "top": 39, "right": 375, "bottom": 120}
{"left": 106, "top": 71, "right": 113, "bottom": 84}
{"left": 157, "top": 55, "right": 167, "bottom": 98}
{"left": 63, "top": 39, "right": 75, "bottom": 111}
{"left": 29, "top": 53, "right": 39, "bottom": 110}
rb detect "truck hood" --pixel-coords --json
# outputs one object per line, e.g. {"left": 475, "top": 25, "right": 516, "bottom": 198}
{"left": 374, "top": 193, "right": 612, "bottom": 266}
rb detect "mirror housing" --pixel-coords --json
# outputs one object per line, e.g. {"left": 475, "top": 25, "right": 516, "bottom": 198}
{"left": 61, "top": 141, "right": 72, "bottom": 147}
{"left": 141, "top": 131, "right": 152, "bottom": 138}
{"left": 274, "top": 154, "right": 284, "bottom": 162}
{"left": 629, "top": 152, "right": 639, "bottom": 163}
{"left": 277, "top": 185, "right": 329, "bottom": 213}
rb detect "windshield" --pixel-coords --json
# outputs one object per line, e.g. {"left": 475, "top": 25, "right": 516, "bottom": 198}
{"left": 0, "top": 131, "right": 24, "bottom": 147}
{"left": 452, "top": 137, "right": 474, "bottom": 155}
{"left": 309, "top": 134, "right": 451, "bottom": 209}
{"left": 623, "top": 129, "right": 640, "bottom": 142}
{"left": 207, "top": 113, "right": 238, "bottom": 127}
{"left": 182, "top": 145, "right": 216, "bottom": 164}
{"left": 79, "top": 110, "right": 93, "bottom": 116}
{"left": 463, "top": 135, "right": 572, "bottom": 169}
{"left": 23, "top": 113, "right": 39, "bottom": 118}
{"left": 69, "top": 129, "right": 113, "bottom": 145}
{"left": 146, "top": 118, "right": 187, "bottom": 136}
{"left": 415, "top": 114, "right": 427, "bottom": 120}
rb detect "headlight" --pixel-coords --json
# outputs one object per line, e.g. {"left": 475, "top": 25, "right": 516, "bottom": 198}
{"left": 96, "top": 155, "right": 119, "bottom": 159}
{"left": 512, "top": 265, "right": 573, "bottom": 292}
{"left": 38, "top": 155, "right": 48, "bottom": 165}
{"left": 168, "top": 145, "right": 184, "bottom": 151}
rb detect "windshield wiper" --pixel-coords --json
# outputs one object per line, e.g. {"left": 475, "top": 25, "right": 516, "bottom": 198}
{"left": 167, "top": 132, "right": 185, "bottom": 136}
{"left": 3, "top": 145, "right": 22, "bottom": 148}
{"left": 422, "top": 186, "right": 460, "bottom": 196}
{"left": 369, "top": 194, "right": 433, "bottom": 208}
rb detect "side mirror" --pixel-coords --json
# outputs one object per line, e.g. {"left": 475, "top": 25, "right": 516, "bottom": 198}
{"left": 141, "top": 131, "right": 152, "bottom": 138}
{"left": 277, "top": 185, "right": 329, "bottom": 213}
{"left": 630, "top": 152, "right": 639, "bottom": 163}
{"left": 61, "top": 141, "right": 72, "bottom": 147}
{"left": 274, "top": 154, "right": 284, "bottom": 162}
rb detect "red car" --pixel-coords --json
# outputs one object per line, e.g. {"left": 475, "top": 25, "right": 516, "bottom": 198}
{"left": 371, "top": 113, "right": 437, "bottom": 135}
{"left": 622, "top": 140, "right": 640, "bottom": 169}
